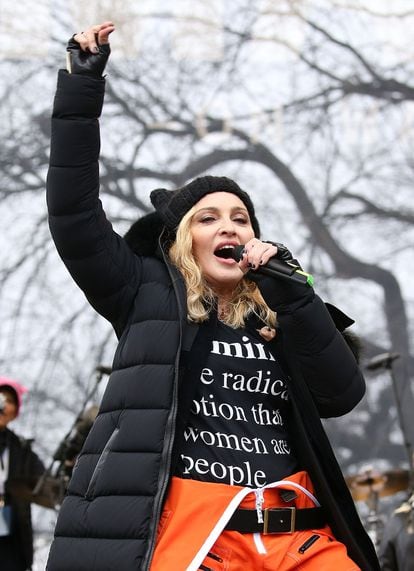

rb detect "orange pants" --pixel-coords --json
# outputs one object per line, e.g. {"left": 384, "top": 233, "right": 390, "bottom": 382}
{"left": 151, "top": 472, "right": 360, "bottom": 571}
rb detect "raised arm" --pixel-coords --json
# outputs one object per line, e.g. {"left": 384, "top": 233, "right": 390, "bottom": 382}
{"left": 47, "top": 23, "right": 141, "bottom": 334}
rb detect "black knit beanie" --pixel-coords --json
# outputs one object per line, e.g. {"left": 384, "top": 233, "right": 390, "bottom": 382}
{"left": 150, "top": 175, "right": 260, "bottom": 236}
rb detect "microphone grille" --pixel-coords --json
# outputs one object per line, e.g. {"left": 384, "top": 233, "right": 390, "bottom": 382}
{"left": 232, "top": 245, "right": 245, "bottom": 262}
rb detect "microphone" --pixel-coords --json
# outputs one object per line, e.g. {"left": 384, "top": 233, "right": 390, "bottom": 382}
{"left": 95, "top": 365, "right": 112, "bottom": 376}
{"left": 216, "top": 245, "right": 314, "bottom": 286}
{"left": 366, "top": 352, "right": 400, "bottom": 371}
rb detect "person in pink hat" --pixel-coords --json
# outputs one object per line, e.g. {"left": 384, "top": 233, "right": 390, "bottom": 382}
{"left": 0, "top": 377, "right": 45, "bottom": 571}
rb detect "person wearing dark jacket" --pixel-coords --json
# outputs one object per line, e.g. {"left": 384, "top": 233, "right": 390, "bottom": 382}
{"left": 45, "top": 21, "right": 380, "bottom": 571}
{"left": 0, "top": 377, "right": 45, "bottom": 571}
{"left": 378, "top": 492, "right": 414, "bottom": 571}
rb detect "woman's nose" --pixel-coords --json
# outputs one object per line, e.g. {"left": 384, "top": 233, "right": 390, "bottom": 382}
{"left": 219, "top": 219, "right": 236, "bottom": 234}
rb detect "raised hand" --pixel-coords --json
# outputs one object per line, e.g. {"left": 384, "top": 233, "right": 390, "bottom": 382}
{"left": 67, "top": 21, "right": 115, "bottom": 77}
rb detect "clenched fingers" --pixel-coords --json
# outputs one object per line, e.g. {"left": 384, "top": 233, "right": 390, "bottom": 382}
{"left": 239, "top": 239, "right": 278, "bottom": 272}
{"left": 74, "top": 21, "right": 115, "bottom": 53}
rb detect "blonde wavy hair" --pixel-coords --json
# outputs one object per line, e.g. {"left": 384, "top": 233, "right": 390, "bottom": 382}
{"left": 168, "top": 206, "right": 276, "bottom": 329}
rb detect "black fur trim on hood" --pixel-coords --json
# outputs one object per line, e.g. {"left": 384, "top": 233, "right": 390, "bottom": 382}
{"left": 123, "top": 211, "right": 165, "bottom": 256}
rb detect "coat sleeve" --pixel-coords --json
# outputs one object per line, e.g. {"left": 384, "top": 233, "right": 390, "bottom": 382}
{"left": 47, "top": 70, "right": 141, "bottom": 334}
{"left": 18, "top": 440, "right": 46, "bottom": 481}
{"left": 254, "top": 274, "right": 366, "bottom": 418}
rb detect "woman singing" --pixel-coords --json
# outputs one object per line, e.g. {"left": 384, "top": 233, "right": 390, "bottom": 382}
{"left": 46, "top": 22, "right": 379, "bottom": 571}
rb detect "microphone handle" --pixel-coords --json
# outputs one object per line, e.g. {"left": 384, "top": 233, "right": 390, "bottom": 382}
{"left": 231, "top": 245, "right": 313, "bottom": 286}
{"left": 256, "top": 260, "right": 313, "bottom": 286}
{"left": 218, "top": 245, "right": 314, "bottom": 286}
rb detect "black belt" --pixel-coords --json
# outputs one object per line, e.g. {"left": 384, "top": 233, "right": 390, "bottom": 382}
{"left": 225, "top": 507, "right": 326, "bottom": 534}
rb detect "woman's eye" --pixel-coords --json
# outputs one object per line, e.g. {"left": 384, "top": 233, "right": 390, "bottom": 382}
{"left": 200, "top": 216, "right": 216, "bottom": 223}
{"left": 234, "top": 217, "right": 248, "bottom": 224}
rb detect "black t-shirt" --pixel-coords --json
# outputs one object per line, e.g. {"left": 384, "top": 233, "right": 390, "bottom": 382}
{"left": 175, "top": 321, "right": 299, "bottom": 487}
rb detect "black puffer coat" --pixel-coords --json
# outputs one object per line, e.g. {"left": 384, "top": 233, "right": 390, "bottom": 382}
{"left": 46, "top": 70, "right": 380, "bottom": 570}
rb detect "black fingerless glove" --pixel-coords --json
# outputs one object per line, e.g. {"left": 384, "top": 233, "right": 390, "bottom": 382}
{"left": 264, "top": 241, "right": 300, "bottom": 266}
{"left": 248, "top": 242, "right": 314, "bottom": 312}
{"left": 66, "top": 36, "right": 110, "bottom": 78}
